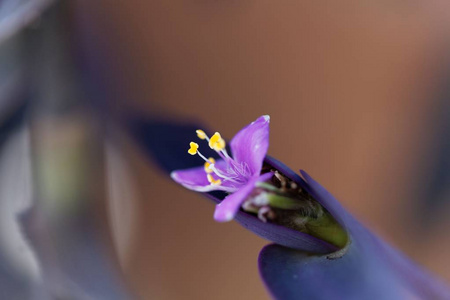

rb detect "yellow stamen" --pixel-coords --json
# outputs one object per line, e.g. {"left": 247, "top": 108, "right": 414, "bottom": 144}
{"left": 204, "top": 157, "right": 215, "bottom": 173}
{"left": 209, "top": 132, "right": 222, "bottom": 149}
{"left": 196, "top": 130, "right": 207, "bottom": 140}
{"left": 188, "top": 142, "right": 199, "bottom": 155}
{"left": 207, "top": 174, "right": 222, "bottom": 185}
{"left": 213, "top": 138, "right": 226, "bottom": 151}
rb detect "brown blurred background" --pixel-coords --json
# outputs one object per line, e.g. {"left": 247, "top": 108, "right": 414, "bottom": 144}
{"left": 78, "top": 1, "right": 450, "bottom": 299}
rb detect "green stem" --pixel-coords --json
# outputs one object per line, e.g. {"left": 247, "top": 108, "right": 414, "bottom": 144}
{"left": 255, "top": 182, "right": 281, "bottom": 193}
{"left": 267, "top": 194, "right": 306, "bottom": 210}
{"left": 305, "top": 212, "right": 348, "bottom": 248}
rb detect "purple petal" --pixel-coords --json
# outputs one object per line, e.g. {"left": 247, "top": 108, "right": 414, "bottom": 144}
{"left": 171, "top": 160, "right": 238, "bottom": 192}
{"left": 230, "top": 115, "right": 270, "bottom": 175}
{"left": 171, "top": 166, "right": 213, "bottom": 192}
{"left": 258, "top": 171, "right": 450, "bottom": 299}
{"left": 214, "top": 172, "right": 273, "bottom": 222}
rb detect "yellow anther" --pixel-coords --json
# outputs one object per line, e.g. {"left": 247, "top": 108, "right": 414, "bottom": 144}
{"left": 204, "top": 157, "right": 215, "bottom": 174}
{"left": 213, "top": 138, "right": 226, "bottom": 151}
{"left": 207, "top": 174, "right": 222, "bottom": 185}
{"left": 196, "top": 130, "right": 207, "bottom": 140}
{"left": 207, "top": 174, "right": 214, "bottom": 183}
{"left": 188, "top": 142, "right": 199, "bottom": 155}
{"left": 209, "top": 132, "right": 222, "bottom": 149}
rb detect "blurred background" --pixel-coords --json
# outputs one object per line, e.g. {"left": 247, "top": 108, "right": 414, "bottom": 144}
{"left": 1, "top": 0, "right": 449, "bottom": 299}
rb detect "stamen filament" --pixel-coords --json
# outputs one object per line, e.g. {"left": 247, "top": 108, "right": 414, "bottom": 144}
{"left": 209, "top": 164, "right": 241, "bottom": 183}
{"left": 214, "top": 149, "right": 228, "bottom": 161}
{"left": 194, "top": 151, "right": 235, "bottom": 183}
{"left": 196, "top": 150, "right": 209, "bottom": 163}
{"left": 221, "top": 148, "right": 231, "bottom": 159}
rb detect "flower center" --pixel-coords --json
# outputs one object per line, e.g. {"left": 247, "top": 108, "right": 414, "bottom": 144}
{"left": 188, "top": 129, "right": 249, "bottom": 188}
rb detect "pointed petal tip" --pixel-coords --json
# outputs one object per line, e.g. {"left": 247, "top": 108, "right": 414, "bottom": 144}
{"left": 299, "top": 169, "right": 309, "bottom": 180}
{"left": 254, "top": 115, "right": 270, "bottom": 124}
{"left": 170, "top": 170, "right": 180, "bottom": 182}
{"left": 214, "top": 206, "right": 234, "bottom": 222}
{"left": 231, "top": 115, "right": 270, "bottom": 174}
{"left": 169, "top": 169, "right": 216, "bottom": 192}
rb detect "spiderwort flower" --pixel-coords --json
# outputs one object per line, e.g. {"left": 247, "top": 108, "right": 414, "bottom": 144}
{"left": 170, "top": 116, "right": 347, "bottom": 249}
{"left": 171, "top": 115, "right": 273, "bottom": 222}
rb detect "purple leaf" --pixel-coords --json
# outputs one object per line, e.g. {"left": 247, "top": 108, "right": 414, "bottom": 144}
{"left": 258, "top": 171, "right": 450, "bottom": 299}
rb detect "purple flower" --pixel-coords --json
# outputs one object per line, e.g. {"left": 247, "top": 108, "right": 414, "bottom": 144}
{"left": 170, "top": 115, "right": 347, "bottom": 251}
{"left": 171, "top": 115, "right": 273, "bottom": 222}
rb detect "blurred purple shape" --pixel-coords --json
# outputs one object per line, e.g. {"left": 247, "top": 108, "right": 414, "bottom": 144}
{"left": 19, "top": 207, "right": 130, "bottom": 299}
{"left": 0, "top": 0, "right": 132, "bottom": 297}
